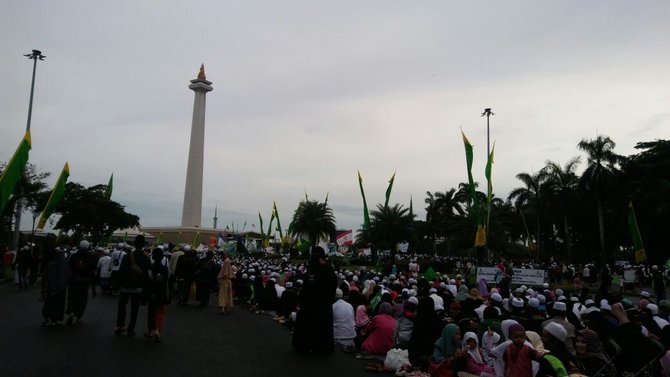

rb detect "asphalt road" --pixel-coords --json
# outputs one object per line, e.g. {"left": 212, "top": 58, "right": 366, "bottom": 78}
{"left": 0, "top": 283, "right": 370, "bottom": 377}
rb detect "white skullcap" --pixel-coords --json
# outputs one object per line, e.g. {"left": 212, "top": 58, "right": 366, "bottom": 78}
{"left": 599, "top": 299, "right": 611, "bottom": 310}
{"left": 352, "top": 275, "right": 359, "bottom": 282}
{"left": 285, "top": 281, "right": 293, "bottom": 288}
{"left": 584, "top": 299, "right": 595, "bottom": 306}
{"left": 557, "top": 295, "right": 567, "bottom": 302}
{"left": 431, "top": 294, "right": 445, "bottom": 311}
{"left": 335, "top": 288, "right": 343, "bottom": 299}
{"left": 491, "top": 293, "right": 503, "bottom": 303}
{"left": 439, "top": 282, "right": 446, "bottom": 289}
{"left": 520, "top": 285, "right": 528, "bottom": 291}
{"left": 543, "top": 283, "right": 549, "bottom": 288}
{"left": 515, "top": 287, "right": 525, "bottom": 294}
{"left": 647, "top": 303, "right": 659, "bottom": 315}
{"left": 555, "top": 289, "right": 564, "bottom": 296}
{"left": 408, "top": 296, "right": 419, "bottom": 305}
{"left": 408, "top": 289, "right": 417, "bottom": 297}
{"left": 429, "top": 288, "right": 438, "bottom": 294}
{"left": 537, "top": 294, "right": 546, "bottom": 304}
{"left": 570, "top": 296, "right": 579, "bottom": 302}
{"left": 553, "top": 302, "right": 567, "bottom": 312}
{"left": 544, "top": 322, "right": 568, "bottom": 342}
{"left": 641, "top": 291, "right": 651, "bottom": 298}
{"left": 512, "top": 298, "right": 524, "bottom": 308}
{"left": 528, "top": 298, "right": 540, "bottom": 309}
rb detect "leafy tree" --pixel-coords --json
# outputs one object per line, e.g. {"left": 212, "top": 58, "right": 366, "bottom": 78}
{"left": 543, "top": 158, "right": 581, "bottom": 260}
{"left": 289, "top": 199, "right": 336, "bottom": 246}
{"left": 366, "top": 203, "right": 413, "bottom": 260}
{"left": 424, "top": 188, "right": 465, "bottom": 254}
{"left": 54, "top": 182, "right": 139, "bottom": 245}
{"left": 508, "top": 171, "right": 548, "bottom": 257}
{"left": 0, "top": 163, "right": 50, "bottom": 246}
{"left": 577, "top": 135, "right": 622, "bottom": 261}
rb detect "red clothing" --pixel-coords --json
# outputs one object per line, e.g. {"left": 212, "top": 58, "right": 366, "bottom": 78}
{"left": 362, "top": 313, "right": 396, "bottom": 355}
{"left": 503, "top": 344, "right": 542, "bottom": 377}
{"left": 464, "top": 348, "right": 495, "bottom": 375}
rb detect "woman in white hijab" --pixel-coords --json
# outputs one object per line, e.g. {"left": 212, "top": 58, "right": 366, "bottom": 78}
{"left": 462, "top": 332, "right": 495, "bottom": 376}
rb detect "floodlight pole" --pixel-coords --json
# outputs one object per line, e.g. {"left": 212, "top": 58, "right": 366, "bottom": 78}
{"left": 12, "top": 50, "right": 46, "bottom": 250}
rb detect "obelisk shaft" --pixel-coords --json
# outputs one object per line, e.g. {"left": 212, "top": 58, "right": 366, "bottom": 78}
{"left": 181, "top": 67, "right": 212, "bottom": 227}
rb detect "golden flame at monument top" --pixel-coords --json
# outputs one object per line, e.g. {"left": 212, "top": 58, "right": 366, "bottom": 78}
{"left": 197, "top": 63, "right": 206, "bottom": 80}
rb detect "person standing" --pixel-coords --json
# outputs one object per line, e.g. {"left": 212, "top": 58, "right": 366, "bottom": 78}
{"left": 41, "top": 248, "right": 71, "bottom": 325}
{"left": 65, "top": 241, "right": 97, "bottom": 325}
{"left": 146, "top": 247, "right": 169, "bottom": 342}
{"left": 96, "top": 249, "right": 113, "bottom": 295}
{"left": 652, "top": 265, "right": 666, "bottom": 302}
{"left": 217, "top": 253, "right": 235, "bottom": 314}
{"left": 292, "top": 246, "right": 338, "bottom": 354}
{"left": 115, "top": 235, "right": 150, "bottom": 336}
{"left": 109, "top": 244, "right": 126, "bottom": 295}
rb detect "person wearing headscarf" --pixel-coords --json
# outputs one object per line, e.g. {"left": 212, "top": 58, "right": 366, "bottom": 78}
{"left": 394, "top": 296, "right": 417, "bottom": 348}
{"left": 194, "top": 251, "right": 217, "bottom": 307}
{"left": 408, "top": 296, "right": 443, "bottom": 371}
{"left": 361, "top": 302, "right": 396, "bottom": 355}
{"left": 575, "top": 328, "right": 616, "bottom": 376}
{"left": 430, "top": 323, "right": 464, "bottom": 377}
{"left": 456, "top": 285, "right": 470, "bottom": 303}
{"left": 146, "top": 247, "right": 169, "bottom": 342}
{"left": 460, "top": 288, "right": 484, "bottom": 319}
{"left": 66, "top": 240, "right": 97, "bottom": 325}
{"left": 292, "top": 246, "right": 338, "bottom": 354}
{"left": 217, "top": 253, "right": 235, "bottom": 314}
{"left": 462, "top": 331, "right": 495, "bottom": 376}
{"left": 41, "top": 248, "right": 71, "bottom": 325}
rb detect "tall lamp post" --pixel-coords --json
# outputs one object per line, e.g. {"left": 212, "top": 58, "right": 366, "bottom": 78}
{"left": 481, "top": 108, "right": 494, "bottom": 159}
{"left": 11, "top": 50, "right": 46, "bottom": 251}
{"left": 479, "top": 108, "right": 494, "bottom": 263}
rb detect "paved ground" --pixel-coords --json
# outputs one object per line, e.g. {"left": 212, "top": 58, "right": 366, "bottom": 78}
{"left": 0, "top": 283, "right": 370, "bottom": 377}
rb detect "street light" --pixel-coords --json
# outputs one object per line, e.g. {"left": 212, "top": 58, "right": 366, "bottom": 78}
{"left": 12, "top": 50, "right": 46, "bottom": 251}
{"left": 23, "top": 49, "right": 46, "bottom": 132}
{"left": 481, "top": 108, "right": 494, "bottom": 159}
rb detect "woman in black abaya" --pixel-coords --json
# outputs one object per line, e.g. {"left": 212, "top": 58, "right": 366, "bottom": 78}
{"left": 292, "top": 246, "right": 338, "bottom": 354}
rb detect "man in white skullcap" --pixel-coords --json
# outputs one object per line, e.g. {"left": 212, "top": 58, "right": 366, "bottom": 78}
{"left": 332, "top": 288, "right": 356, "bottom": 348}
{"left": 541, "top": 301, "right": 576, "bottom": 356}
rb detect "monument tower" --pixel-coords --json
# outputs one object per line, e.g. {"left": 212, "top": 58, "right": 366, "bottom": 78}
{"left": 181, "top": 64, "right": 213, "bottom": 227}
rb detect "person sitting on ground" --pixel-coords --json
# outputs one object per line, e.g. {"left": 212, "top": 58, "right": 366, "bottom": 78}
{"left": 574, "top": 328, "right": 617, "bottom": 376}
{"left": 429, "top": 323, "right": 465, "bottom": 377}
{"left": 461, "top": 331, "right": 495, "bottom": 376}
{"left": 332, "top": 288, "right": 356, "bottom": 349}
{"left": 360, "top": 302, "right": 396, "bottom": 356}
{"left": 393, "top": 296, "right": 417, "bottom": 349}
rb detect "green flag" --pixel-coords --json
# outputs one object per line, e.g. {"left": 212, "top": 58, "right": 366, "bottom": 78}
{"left": 358, "top": 171, "right": 371, "bottom": 230}
{"left": 424, "top": 266, "right": 437, "bottom": 282}
{"left": 266, "top": 208, "right": 275, "bottom": 242}
{"left": 0, "top": 131, "right": 31, "bottom": 214}
{"left": 192, "top": 231, "right": 200, "bottom": 248}
{"left": 104, "top": 173, "right": 113, "bottom": 200}
{"left": 628, "top": 201, "right": 647, "bottom": 263}
{"left": 384, "top": 172, "right": 396, "bottom": 209}
{"left": 273, "top": 201, "right": 283, "bottom": 240}
{"left": 297, "top": 238, "right": 311, "bottom": 254}
{"left": 37, "top": 162, "right": 69, "bottom": 230}
{"left": 258, "top": 212, "right": 265, "bottom": 239}
{"left": 485, "top": 143, "right": 495, "bottom": 205}
{"left": 409, "top": 196, "right": 414, "bottom": 219}
{"left": 462, "top": 131, "right": 485, "bottom": 247}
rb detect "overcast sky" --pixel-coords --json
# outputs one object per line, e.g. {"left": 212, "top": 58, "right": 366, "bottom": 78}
{"left": 2, "top": 1, "right": 669, "bottom": 234}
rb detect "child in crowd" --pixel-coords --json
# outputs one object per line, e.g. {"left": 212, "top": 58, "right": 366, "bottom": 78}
{"left": 462, "top": 332, "right": 495, "bottom": 377}
{"left": 502, "top": 324, "right": 546, "bottom": 377}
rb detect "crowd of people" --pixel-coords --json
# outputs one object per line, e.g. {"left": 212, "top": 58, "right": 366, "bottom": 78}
{"left": 5, "top": 238, "right": 670, "bottom": 376}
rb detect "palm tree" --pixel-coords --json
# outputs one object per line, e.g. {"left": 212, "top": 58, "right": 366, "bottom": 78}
{"left": 425, "top": 188, "right": 466, "bottom": 254}
{"left": 508, "top": 171, "right": 548, "bottom": 256}
{"left": 577, "top": 136, "right": 621, "bottom": 261}
{"left": 368, "top": 203, "right": 413, "bottom": 260}
{"left": 544, "top": 158, "right": 580, "bottom": 260}
{"left": 289, "top": 199, "right": 336, "bottom": 246}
